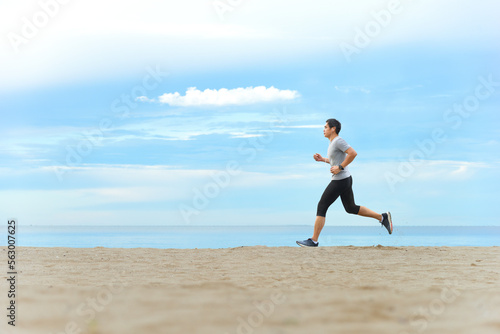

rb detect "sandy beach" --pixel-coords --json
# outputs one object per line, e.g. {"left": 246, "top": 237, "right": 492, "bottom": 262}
{"left": 1, "top": 246, "right": 499, "bottom": 334}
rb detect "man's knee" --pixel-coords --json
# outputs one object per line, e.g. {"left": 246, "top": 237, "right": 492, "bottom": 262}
{"left": 345, "top": 205, "right": 360, "bottom": 215}
{"left": 316, "top": 208, "right": 327, "bottom": 217}
{"left": 317, "top": 201, "right": 328, "bottom": 217}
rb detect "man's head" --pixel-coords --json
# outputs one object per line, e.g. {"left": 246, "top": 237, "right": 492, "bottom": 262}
{"left": 324, "top": 118, "right": 341, "bottom": 138}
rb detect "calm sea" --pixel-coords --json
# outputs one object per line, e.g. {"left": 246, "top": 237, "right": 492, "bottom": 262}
{"left": 3, "top": 225, "right": 499, "bottom": 248}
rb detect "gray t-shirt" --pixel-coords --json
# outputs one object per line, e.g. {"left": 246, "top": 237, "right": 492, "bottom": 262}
{"left": 327, "top": 136, "right": 351, "bottom": 180}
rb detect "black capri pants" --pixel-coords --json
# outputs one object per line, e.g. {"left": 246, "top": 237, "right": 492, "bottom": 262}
{"left": 317, "top": 176, "right": 360, "bottom": 217}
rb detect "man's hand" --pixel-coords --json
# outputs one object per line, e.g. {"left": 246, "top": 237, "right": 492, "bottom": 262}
{"left": 330, "top": 165, "right": 341, "bottom": 174}
{"left": 314, "top": 153, "right": 325, "bottom": 162}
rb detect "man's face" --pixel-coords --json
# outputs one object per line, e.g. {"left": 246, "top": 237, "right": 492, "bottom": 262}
{"left": 324, "top": 123, "right": 334, "bottom": 137}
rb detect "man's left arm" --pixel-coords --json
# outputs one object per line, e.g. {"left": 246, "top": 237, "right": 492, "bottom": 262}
{"left": 340, "top": 147, "right": 357, "bottom": 169}
{"left": 331, "top": 147, "right": 357, "bottom": 174}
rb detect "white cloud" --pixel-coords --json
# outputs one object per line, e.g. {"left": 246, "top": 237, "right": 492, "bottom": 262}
{"left": 136, "top": 96, "right": 154, "bottom": 102}
{"left": 146, "top": 86, "right": 299, "bottom": 106}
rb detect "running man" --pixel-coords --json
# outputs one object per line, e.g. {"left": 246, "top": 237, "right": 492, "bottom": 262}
{"left": 296, "top": 118, "right": 393, "bottom": 247}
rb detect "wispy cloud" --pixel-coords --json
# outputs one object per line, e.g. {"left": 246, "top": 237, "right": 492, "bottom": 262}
{"left": 334, "top": 86, "right": 370, "bottom": 94}
{"left": 385, "top": 85, "right": 424, "bottom": 93}
{"left": 137, "top": 86, "right": 299, "bottom": 106}
{"left": 229, "top": 132, "right": 265, "bottom": 138}
{"left": 276, "top": 125, "right": 323, "bottom": 129}
{"left": 114, "top": 111, "right": 290, "bottom": 141}
{"left": 410, "top": 161, "right": 490, "bottom": 181}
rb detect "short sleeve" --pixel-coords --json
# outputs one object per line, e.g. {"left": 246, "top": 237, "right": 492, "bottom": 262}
{"left": 335, "top": 137, "right": 351, "bottom": 152}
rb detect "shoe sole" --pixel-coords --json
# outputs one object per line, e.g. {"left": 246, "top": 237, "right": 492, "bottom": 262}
{"left": 296, "top": 241, "right": 317, "bottom": 247}
{"left": 387, "top": 211, "right": 393, "bottom": 234}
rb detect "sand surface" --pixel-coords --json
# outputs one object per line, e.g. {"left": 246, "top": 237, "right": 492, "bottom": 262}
{"left": 1, "top": 246, "right": 499, "bottom": 334}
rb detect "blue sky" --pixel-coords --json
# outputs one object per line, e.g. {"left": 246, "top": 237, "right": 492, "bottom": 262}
{"left": 0, "top": 0, "right": 499, "bottom": 226}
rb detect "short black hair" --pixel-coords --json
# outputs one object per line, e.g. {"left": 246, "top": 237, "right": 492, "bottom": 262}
{"left": 326, "top": 118, "right": 341, "bottom": 134}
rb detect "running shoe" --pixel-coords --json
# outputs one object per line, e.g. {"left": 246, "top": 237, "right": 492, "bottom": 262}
{"left": 296, "top": 238, "right": 319, "bottom": 247}
{"left": 381, "top": 212, "right": 393, "bottom": 234}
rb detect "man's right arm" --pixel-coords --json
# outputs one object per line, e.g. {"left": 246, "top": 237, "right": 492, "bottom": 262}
{"left": 314, "top": 153, "right": 330, "bottom": 163}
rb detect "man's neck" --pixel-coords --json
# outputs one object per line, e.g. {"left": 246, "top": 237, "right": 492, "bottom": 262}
{"left": 329, "top": 133, "right": 338, "bottom": 142}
